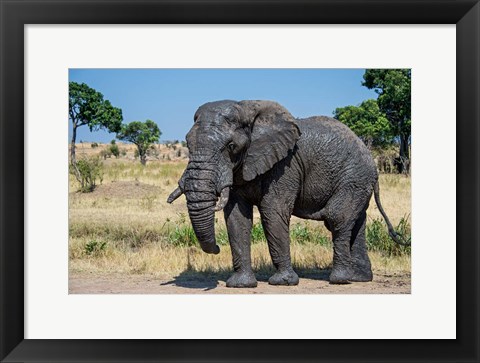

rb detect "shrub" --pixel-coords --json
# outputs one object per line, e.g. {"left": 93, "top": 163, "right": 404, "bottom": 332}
{"left": 366, "top": 217, "right": 411, "bottom": 256}
{"left": 168, "top": 224, "right": 197, "bottom": 247}
{"left": 109, "top": 140, "right": 120, "bottom": 158}
{"left": 91, "top": 142, "right": 99, "bottom": 148}
{"left": 290, "top": 223, "right": 331, "bottom": 246}
{"left": 71, "top": 156, "right": 104, "bottom": 192}
{"left": 216, "top": 228, "right": 229, "bottom": 245}
{"left": 84, "top": 240, "right": 108, "bottom": 256}
{"left": 290, "top": 223, "right": 312, "bottom": 244}
{"left": 251, "top": 222, "right": 266, "bottom": 244}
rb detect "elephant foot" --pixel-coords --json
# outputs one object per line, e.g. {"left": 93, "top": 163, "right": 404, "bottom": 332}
{"left": 329, "top": 266, "right": 353, "bottom": 284}
{"left": 350, "top": 266, "right": 373, "bottom": 282}
{"left": 226, "top": 271, "right": 258, "bottom": 288}
{"left": 268, "top": 268, "right": 299, "bottom": 286}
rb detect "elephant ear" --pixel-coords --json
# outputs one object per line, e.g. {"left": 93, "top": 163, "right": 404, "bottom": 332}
{"left": 243, "top": 110, "right": 301, "bottom": 182}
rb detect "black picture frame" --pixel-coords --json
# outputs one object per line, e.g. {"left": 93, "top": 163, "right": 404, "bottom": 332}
{"left": 1, "top": 1, "right": 478, "bottom": 362}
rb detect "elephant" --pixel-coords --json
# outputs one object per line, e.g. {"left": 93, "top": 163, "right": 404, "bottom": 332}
{"left": 167, "top": 100, "right": 407, "bottom": 286}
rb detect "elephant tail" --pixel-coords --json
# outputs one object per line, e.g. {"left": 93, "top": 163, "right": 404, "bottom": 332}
{"left": 373, "top": 180, "right": 411, "bottom": 246}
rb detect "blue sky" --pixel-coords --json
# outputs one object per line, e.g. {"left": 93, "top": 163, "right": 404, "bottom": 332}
{"left": 69, "top": 69, "right": 377, "bottom": 143}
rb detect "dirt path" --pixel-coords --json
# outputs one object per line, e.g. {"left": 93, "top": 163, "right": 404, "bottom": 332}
{"left": 69, "top": 271, "right": 410, "bottom": 294}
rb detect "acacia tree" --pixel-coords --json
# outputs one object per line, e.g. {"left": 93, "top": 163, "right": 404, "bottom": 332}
{"left": 334, "top": 99, "right": 393, "bottom": 150}
{"left": 117, "top": 120, "right": 161, "bottom": 165}
{"left": 69, "top": 82, "right": 123, "bottom": 169}
{"left": 362, "top": 69, "right": 411, "bottom": 172}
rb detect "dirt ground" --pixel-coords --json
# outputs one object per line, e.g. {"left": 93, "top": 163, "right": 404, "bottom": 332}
{"left": 69, "top": 271, "right": 410, "bottom": 294}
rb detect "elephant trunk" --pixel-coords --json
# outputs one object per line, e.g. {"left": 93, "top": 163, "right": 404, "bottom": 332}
{"left": 186, "top": 194, "right": 220, "bottom": 254}
{"left": 182, "top": 160, "right": 232, "bottom": 254}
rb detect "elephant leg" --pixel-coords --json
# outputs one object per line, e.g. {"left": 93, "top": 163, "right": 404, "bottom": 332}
{"left": 350, "top": 211, "right": 373, "bottom": 282}
{"left": 325, "top": 193, "right": 359, "bottom": 284}
{"left": 259, "top": 208, "right": 299, "bottom": 286}
{"left": 329, "top": 226, "right": 354, "bottom": 284}
{"left": 224, "top": 191, "right": 257, "bottom": 288}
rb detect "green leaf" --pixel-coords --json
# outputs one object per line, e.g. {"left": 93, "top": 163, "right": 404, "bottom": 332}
{"left": 69, "top": 81, "right": 123, "bottom": 134}
{"left": 334, "top": 99, "right": 393, "bottom": 149}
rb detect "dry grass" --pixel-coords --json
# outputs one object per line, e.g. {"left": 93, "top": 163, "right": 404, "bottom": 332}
{"left": 74, "top": 141, "right": 188, "bottom": 162}
{"left": 368, "top": 173, "right": 411, "bottom": 224}
{"left": 69, "top": 159, "right": 411, "bottom": 277}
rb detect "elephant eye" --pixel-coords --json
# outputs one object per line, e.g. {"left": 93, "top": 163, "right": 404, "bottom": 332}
{"left": 227, "top": 142, "right": 236, "bottom": 152}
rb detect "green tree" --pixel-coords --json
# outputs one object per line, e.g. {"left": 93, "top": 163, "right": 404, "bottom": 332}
{"left": 69, "top": 82, "right": 123, "bottom": 171}
{"left": 117, "top": 120, "right": 161, "bottom": 165}
{"left": 334, "top": 99, "right": 393, "bottom": 149}
{"left": 362, "top": 69, "right": 411, "bottom": 172}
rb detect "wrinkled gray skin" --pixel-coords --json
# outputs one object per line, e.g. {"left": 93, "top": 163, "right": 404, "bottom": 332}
{"left": 168, "top": 100, "right": 401, "bottom": 286}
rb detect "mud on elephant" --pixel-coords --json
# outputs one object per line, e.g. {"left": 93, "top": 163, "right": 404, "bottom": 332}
{"left": 168, "top": 100, "right": 408, "bottom": 286}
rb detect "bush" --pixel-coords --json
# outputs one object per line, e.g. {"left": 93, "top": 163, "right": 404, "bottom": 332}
{"left": 290, "top": 223, "right": 330, "bottom": 246}
{"left": 91, "top": 142, "right": 99, "bottom": 148}
{"left": 250, "top": 222, "right": 266, "bottom": 244}
{"left": 71, "top": 156, "right": 104, "bottom": 192}
{"left": 169, "top": 224, "right": 197, "bottom": 247}
{"left": 366, "top": 217, "right": 411, "bottom": 256}
{"left": 109, "top": 140, "right": 120, "bottom": 158}
{"left": 84, "top": 240, "right": 108, "bottom": 256}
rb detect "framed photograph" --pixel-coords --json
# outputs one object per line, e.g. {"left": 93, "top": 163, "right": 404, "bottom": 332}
{"left": 67, "top": 68, "right": 412, "bottom": 296}
{"left": 1, "top": 1, "right": 478, "bottom": 362}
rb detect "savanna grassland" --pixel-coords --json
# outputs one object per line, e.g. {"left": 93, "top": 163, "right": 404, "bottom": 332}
{"left": 69, "top": 143, "right": 411, "bottom": 294}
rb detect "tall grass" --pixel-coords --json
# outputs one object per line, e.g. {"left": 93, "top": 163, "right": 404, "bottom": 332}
{"left": 69, "top": 160, "right": 411, "bottom": 276}
{"left": 70, "top": 217, "right": 410, "bottom": 260}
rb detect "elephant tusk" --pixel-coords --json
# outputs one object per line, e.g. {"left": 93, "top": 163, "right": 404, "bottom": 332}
{"left": 214, "top": 187, "right": 230, "bottom": 211}
{"left": 167, "top": 187, "right": 183, "bottom": 204}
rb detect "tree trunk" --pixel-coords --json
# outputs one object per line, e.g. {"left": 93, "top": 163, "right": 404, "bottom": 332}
{"left": 398, "top": 133, "right": 410, "bottom": 174}
{"left": 70, "top": 123, "right": 81, "bottom": 181}
{"left": 140, "top": 149, "right": 147, "bottom": 166}
{"left": 71, "top": 123, "right": 77, "bottom": 164}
